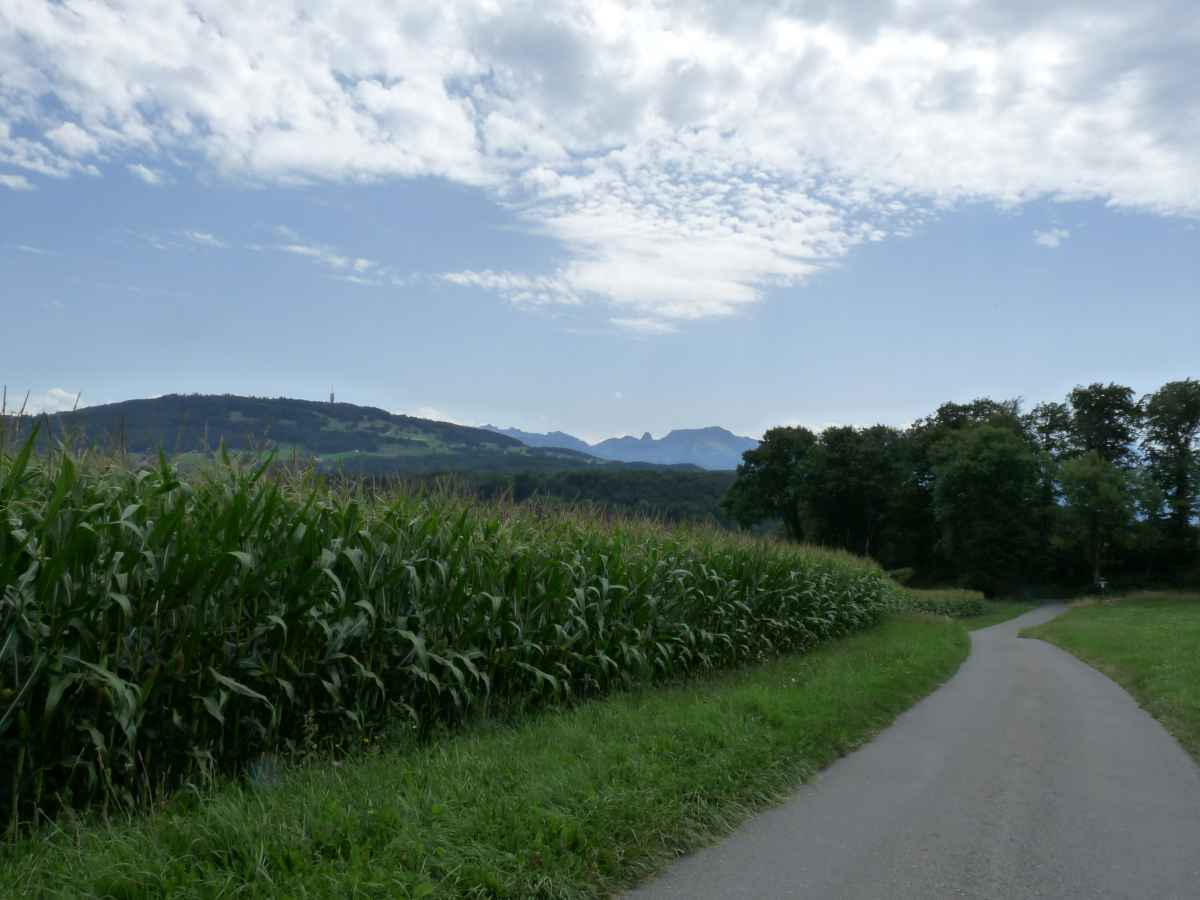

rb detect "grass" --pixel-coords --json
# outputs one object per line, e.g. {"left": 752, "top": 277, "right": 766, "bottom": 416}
{"left": 964, "top": 601, "right": 1035, "bottom": 630}
{"left": 1023, "top": 591, "right": 1200, "bottom": 760}
{"left": 0, "top": 615, "right": 967, "bottom": 898}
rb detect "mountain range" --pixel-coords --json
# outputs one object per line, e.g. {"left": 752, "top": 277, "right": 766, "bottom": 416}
{"left": 3, "top": 394, "right": 673, "bottom": 475}
{"left": 482, "top": 425, "right": 758, "bottom": 470}
{"left": 4, "top": 394, "right": 758, "bottom": 473}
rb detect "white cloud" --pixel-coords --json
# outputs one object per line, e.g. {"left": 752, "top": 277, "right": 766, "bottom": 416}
{"left": 266, "top": 235, "right": 384, "bottom": 284}
{"left": 2, "top": 1, "right": 1199, "bottom": 328}
{"left": 16, "top": 243, "right": 49, "bottom": 254}
{"left": 183, "top": 230, "right": 227, "bottom": 248}
{"left": 396, "top": 405, "right": 464, "bottom": 424}
{"left": 0, "top": 173, "right": 33, "bottom": 191}
{"left": 1034, "top": 227, "right": 1071, "bottom": 248}
{"left": 8, "top": 388, "right": 86, "bottom": 415}
{"left": 610, "top": 317, "right": 678, "bottom": 335}
{"left": 442, "top": 269, "right": 580, "bottom": 308}
{"left": 128, "top": 163, "right": 164, "bottom": 185}
{"left": 45, "top": 122, "right": 100, "bottom": 157}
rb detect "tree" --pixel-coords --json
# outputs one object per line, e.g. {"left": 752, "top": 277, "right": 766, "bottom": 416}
{"left": 1058, "top": 451, "right": 1134, "bottom": 584}
{"left": 799, "top": 425, "right": 907, "bottom": 559}
{"left": 1068, "top": 383, "right": 1141, "bottom": 467}
{"left": 721, "top": 426, "right": 816, "bottom": 540}
{"left": 1141, "top": 379, "right": 1200, "bottom": 562}
{"left": 931, "top": 423, "right": 1044, "bottom": 595}
{"left": 1024, "top": 401, "right": 1074, "bottom": 460}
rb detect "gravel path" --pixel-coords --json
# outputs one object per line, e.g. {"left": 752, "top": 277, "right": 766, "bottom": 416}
{"left": 625, "top": 606, "right": 1200, "bottom": 899}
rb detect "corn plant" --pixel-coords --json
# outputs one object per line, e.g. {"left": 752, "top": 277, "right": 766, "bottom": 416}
{"left": 897, "top": 587, "right": 987, "bottom": 617}
{"left": 1, "top": 435, "right": 893, "bottom": 834}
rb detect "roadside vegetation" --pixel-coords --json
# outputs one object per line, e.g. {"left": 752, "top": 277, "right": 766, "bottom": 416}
{"left": 1, "top": 434, "right": 896, "bottom": 836}
{"left": 0, "top": 616, "right": 967, "bottom": 898}
{"left": 1024, "top": 592, "right": 1200, "bottom": 760}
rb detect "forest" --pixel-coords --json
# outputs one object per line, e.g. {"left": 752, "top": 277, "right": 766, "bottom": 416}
{"left": 721, "top": 380, "right": 1200, "bottom": 595}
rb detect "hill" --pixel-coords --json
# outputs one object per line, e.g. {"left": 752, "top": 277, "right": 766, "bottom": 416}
{"left": 484, "top": 424, "right": 759, "bottom": 470}
{"left": 2, "top": 394, "right": 636, "bottom": 475}
{"left": 481, "top": 425, "right": 593, "bottom": 454}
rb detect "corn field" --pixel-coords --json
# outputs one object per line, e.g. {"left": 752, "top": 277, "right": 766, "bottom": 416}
{"left": 899, "top": 587, "right": 987, "bottom": 618}
{"left": 1, "top": 434, "right": 893, "bottom": 834}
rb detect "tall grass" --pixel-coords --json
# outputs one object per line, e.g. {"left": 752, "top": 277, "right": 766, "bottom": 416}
{"left": 1, "top": 434, "right": 893, "bottom": 835}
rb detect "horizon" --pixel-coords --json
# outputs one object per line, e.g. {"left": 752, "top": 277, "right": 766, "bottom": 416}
{"left": 3, "top": 2, "right": 1197, "bottom": 443}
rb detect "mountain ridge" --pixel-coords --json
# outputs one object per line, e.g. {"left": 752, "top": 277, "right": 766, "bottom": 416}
{"left": 3, "top": 394, "right": 697, "bottom": 475}
{"left": 483, "top": 424, "right": 759, "bottom": 470}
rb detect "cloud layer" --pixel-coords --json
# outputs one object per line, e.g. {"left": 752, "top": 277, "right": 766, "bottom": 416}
{"left": 3, "top": 1, "right": 1197, "bottom": 331}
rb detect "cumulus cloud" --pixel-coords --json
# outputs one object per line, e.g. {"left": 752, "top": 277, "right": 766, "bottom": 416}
{"left": 127, "top": 163, "right": 164, "bottom": 185}
{"left": 2, "top": 0, "right": 1198, "bottom": 331}
{"left": 7, "top": 388, "right": 85, "bottom": 415}
{"left": 1034, "top": 227, "right": 1071, "bottom": 248}
{"left": 0, "top": 173, "right": 33, "bottom": 191}
{"left": 45, "top": 122, "right": 100, "bottom": 157}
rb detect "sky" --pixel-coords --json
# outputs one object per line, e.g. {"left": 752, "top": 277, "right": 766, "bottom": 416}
{"left": 2, "top": 1, "right": 1197, "bottom": 443}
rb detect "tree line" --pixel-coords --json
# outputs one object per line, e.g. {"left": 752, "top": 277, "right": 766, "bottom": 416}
{"left": 721, "top": 380, "right": 1200, "bottom": 595}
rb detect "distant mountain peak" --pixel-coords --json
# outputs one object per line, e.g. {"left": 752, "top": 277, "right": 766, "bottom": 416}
{"left": 488, "top": 423, "right": 759, "bottom": 470}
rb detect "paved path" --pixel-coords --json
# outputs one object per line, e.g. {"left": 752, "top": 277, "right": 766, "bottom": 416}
{"left": 626, "top": 606, "right": 1200, "bottom": 899}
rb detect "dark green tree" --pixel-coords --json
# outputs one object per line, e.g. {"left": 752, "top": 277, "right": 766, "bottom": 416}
{"left": 1024, "top": 401, "right": 1074, "bottom": 459}
{"left": 1068, "top": 383, "right": 1141, "bottom": 467}
{"left": 1057, "top": 451, "right": 1134, "bottom": 584}
{"left": 799, "top": 425, "right": 907, "bottom": 559}
{"left": 931, "top": 423, "right": 1044, "bottom": 594}
{"left": 721, "top": 426, "right": 816, "bottom": 540}
{"left": 1141, "top": 379, "right": 1200, "bottom": 562}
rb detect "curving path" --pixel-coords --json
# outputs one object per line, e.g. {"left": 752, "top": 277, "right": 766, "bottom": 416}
{"left": 626, "top": 606, "right": 1200, "bottom": 899}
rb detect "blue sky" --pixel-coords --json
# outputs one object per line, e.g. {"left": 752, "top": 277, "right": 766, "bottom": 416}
{"left": 2, "top": 1, "right": 1197, "bottom": 442}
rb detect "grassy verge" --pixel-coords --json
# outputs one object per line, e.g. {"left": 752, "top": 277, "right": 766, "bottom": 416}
{"left": 1024, "top": 592, "right": 1200, "bottom": 760}
{"left": 964, "top": 601, "right": 1035, "bottom": 630}
{"left": 0, "top": 615, "right": 967, "bottom": 899}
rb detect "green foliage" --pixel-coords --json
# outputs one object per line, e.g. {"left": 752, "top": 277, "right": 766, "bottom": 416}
{"left": 1141, "top": 380, "right": 1200, "bottom": 560}
{"left": 930, "top": 423, "right": 1045, "bottom": 595}
{"left": 0, "top": 438, "right": 893, "bottom": 833}
{"left": 797, "top": 425, "right": 908, "bottom": 558}
{"left": 720, "top": 426, "right": 816, "bottom": 540}
{"left": 1067, "top": 382, "right": 1142, "bottom": 467}
{"left": 0, "top": 618, "right": 967, "bottom": 898}
{"left": 721, "top": 379, "right": 1199, "bottom": 593}
{"left": 400, "top": 468, "right": 737, "bottom": 525}
{"left": 896, "top": 587, "right": 987, "bottom": 618}
{"left": 1057, "top": 451, "right": 1134, "bottom": 582}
